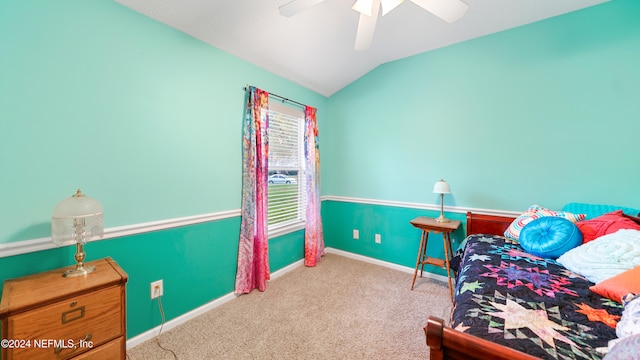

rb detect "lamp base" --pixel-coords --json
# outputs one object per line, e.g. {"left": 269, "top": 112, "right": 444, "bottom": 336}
{"left": 63, "top": 264, "right": 96, "bottom": 278}
{"left": 436, "top": 193, "right": 449, "bottom": 223}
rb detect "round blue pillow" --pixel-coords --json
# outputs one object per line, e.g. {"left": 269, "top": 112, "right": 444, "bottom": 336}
{"left": 519, "top": 216, "right": 583, "bottom": 259}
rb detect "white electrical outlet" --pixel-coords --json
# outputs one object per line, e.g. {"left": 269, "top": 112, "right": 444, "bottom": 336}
{"left": 150, "top": 279, "right": 164, "bottom": 299}
{"left": 353, "top": 229, "right": 359, "bottom": 239}
{"left": 375, "top": 234, "right": 381, "bottom": 244}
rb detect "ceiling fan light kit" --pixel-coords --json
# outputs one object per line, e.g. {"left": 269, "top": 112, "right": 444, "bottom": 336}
{"left": 279, "top": 0, "right": 469, "bottom": 50}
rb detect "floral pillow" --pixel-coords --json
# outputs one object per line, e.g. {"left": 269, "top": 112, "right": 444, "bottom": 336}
{"left": 504, "top": 205, "right": 586, "bottom": 240}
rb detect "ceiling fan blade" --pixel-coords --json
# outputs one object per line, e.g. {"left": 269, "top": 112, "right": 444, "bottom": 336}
{"left": 354, "top": 0, "right": 380, "bottom": 50}
{"left": 279, "top": 0, "right": 328, "bottom": 17}
{"left": 352, "top": 0, "right": 374, "bottom": 17}
{"left": 409, "top": 0, "right": 468, "bottom": 23}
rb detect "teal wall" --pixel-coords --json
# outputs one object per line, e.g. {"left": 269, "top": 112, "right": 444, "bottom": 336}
{"left": 0, "top": 218, "right": 303, "bottom": 338}
{"left": 0, "top": 0, "right": 321, "bottom": 339}
{"left": 322, "top": 200, "right": 467, "bottom": 277}
{"left": 2, "top": 0, "right": 640, "bottom": 345}
{"left": 323, "top": 0, "right": 640, "bottom": 212}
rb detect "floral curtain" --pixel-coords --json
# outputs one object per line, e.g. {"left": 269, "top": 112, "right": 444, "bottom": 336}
{"left": 304, "top": 106, "right": 325, "bottom": 266}
{"left": 235, "top": 86, "right": 270, "bottom": 294}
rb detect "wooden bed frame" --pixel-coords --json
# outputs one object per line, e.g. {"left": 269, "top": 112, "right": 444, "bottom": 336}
{"left": 426, "top": 317, "right": 539, "bottom": 360}
{"left": 464, "top": 211, "right": 516, "bottom": 237}
{"left": 425, "top": 211, "right": 540, "bottom": 360}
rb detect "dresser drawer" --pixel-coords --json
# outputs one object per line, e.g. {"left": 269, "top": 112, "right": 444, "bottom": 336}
{"left": 6, "top": 286, "right": 123, "bottom": 360}
{"left": 72, "top": 336, "right": 124, "bottom": 360}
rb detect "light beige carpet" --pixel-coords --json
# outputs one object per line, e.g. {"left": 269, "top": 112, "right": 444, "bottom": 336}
{"left": 127, "top": 253, "right": 452, "bottom": 360}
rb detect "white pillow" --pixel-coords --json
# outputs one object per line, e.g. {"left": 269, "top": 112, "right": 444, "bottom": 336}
{"left": 556, "top": 229, "right": 640, "bottom": 284}
{"left": 504, "top": 204, "right": 585, "bottom": 240}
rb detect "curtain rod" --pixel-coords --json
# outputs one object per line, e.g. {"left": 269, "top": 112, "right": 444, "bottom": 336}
{"left": 243, "top": 86, "right": 307, "bottom": 108}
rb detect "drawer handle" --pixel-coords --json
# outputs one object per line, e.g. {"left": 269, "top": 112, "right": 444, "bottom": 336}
{"left": 61, "top": 305, "right": 85, "bottom": 324}
{"left": 53, "top": 333, "right": 92, "bottom": 354}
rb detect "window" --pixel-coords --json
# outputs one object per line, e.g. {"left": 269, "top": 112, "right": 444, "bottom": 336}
{"left": 267, "top": 101, "right": 306, "bottom": 234}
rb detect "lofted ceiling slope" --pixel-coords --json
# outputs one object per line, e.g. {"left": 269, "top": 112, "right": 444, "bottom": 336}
{"left": 115, "top": 0, "right": 609, "bottom": 96}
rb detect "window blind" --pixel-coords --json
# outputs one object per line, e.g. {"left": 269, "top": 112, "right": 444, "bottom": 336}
{"left": 267, "top": 102, "right": 306, "bottom": 228}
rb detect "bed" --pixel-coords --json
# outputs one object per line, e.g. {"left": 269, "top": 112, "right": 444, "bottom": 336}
{"left": 425, "top": 208, "right": 640, "bottom": 360}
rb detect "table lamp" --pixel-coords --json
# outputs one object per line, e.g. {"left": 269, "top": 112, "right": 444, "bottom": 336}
{"left": 51, "top": 189, "right": 104, "bottom": 277}
{"left": 433, "top": 179, "right": 451, "bottom": 223}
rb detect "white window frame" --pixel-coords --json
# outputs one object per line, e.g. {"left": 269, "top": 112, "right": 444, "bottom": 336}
{"left": 267, "top": 101, "right": 307, "bottom": 239}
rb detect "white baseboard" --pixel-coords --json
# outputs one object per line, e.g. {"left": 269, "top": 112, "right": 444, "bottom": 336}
{"left": 126, "top": 292, "right": 238, "bottom": 349}
{"left": 126, "top": 258, "right": 305, "bottom": 349}
{"left": 324, "top": 247, "right": 450, "bottom": 283}
{"left": 125, "top": 250, "right": 449, "bottom": 349}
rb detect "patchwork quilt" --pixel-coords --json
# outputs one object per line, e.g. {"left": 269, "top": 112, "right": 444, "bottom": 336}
{"left": 451, "top": 234, "right": 623, "bottom": 360}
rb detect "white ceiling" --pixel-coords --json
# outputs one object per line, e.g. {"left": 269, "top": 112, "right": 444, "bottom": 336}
{"left": 115, "top": 0, "right": 609, "bottom": 97}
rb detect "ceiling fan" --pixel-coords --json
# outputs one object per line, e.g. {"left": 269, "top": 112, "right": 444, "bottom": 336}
{"left": 279, "top": 0, "right": 469, "bottom": 50}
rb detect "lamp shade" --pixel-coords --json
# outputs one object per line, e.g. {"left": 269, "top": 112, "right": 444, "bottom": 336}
{"left": 433, "top": 179, "right": 451, "bottom": 194}
{"left": 51, "top": 189, "right": 103, "bottom": 246}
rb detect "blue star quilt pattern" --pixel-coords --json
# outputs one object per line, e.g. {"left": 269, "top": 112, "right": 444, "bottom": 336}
{"left": 450, "top": 235, "right": 622, "bottom": 359}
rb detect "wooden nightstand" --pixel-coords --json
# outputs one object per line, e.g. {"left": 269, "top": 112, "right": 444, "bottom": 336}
{"left": 409, "top": 216, "right": 461, "bottom": 301}
{"left": 0, "top": 257, "right": 128, "bottom": 360}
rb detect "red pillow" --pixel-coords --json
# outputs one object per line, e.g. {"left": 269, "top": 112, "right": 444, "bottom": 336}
{"left": 576, "top": 210, "right": 640, "bottom": 243}
{"left": 590, "top": 266, "right": 640, "bottom": 303}
{"left": 623, "top": 213, "right": 640, "bottom": 225}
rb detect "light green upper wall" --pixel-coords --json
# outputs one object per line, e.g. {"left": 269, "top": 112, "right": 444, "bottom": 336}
{"left": 3, "top": 0, "right": 640, "bottom": 244}
{"left": 324, "top": 0, "right": 640, "bottom": 212}
{"left": 1, "top": 0, "right": 638, "bottom": 340}
{"left": 0, "top": 0, "right": 327, "bottom": 244}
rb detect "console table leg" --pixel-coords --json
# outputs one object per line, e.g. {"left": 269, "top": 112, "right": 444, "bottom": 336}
{"left": 443, "top": 234, "right": 454, "bottom": 302}
{"left": 411, "top": 231, "right": 428, "bottom": 290}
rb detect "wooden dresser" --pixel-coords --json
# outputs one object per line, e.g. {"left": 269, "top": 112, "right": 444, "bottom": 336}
{"left": 0, "top": 257, "right": 127, "bottom": 360}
